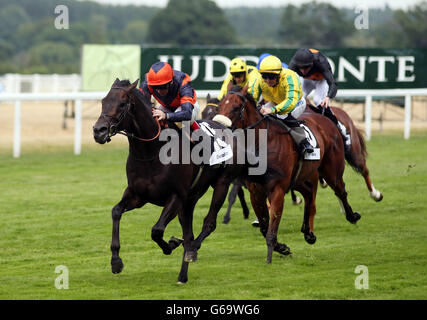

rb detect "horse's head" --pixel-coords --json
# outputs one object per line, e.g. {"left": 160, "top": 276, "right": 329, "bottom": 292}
{"left": 201, "top": 93, "right": 220, "bottom": 120}
{"left": 93, "top": 78, "right": 139, "bottom": 144}
{"left": 213, "top": 84, "right": 259, "bottom": 130}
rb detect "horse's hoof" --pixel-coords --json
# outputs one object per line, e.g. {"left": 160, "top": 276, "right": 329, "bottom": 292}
{"left": 293, "top": 196, "right": 302, "bottom": 205}
{"left": 304, "top": 232, "right": 317, "bottom": 245}
{"left": 168, "top": 236, "right": 183, "bottom": 250}
{"left": 348, "top": 212, "right": 361, "bottom": 224}
{"left": 375, "top": 193, "right": 383, "bottom": 202}
{"left": 251, "top": 219, "right": 260, "bottom": 227}
{"left": 111, "top": 257, "right": 124, "bottom": 274}
{"left": 184, "top": 251, "right": 198, "bottom": 263}
{"left": 274, "top": 243, "right": 292, "bottom": 256}
{"left": 222, "top": 217, "right": 230, "bottom": 224}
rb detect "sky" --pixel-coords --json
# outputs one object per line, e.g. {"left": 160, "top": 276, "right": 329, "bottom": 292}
{"left": 89, "top": 0, "right": 422, "bottom": 10}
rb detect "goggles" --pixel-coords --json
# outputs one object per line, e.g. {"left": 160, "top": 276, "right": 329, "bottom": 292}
{"left": 261, "top": 73, "right": 278, "bottom": 80}
{"left": 231, "top": 72, "right": 246, "bottom": 78}
{"left": 152, "top": 82, "right": 170, "bottom": 90}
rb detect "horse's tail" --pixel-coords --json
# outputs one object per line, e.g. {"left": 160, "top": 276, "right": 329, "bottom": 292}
{"left": 345, "top": 125, "right": 368, "bottom": 174}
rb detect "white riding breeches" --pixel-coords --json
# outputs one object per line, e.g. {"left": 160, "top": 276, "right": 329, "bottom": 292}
{"left": 301, "top": 78, "right": 329, "bottom": 107}
{"left": 265, "top": 97, "right": 306, "bottom": 120}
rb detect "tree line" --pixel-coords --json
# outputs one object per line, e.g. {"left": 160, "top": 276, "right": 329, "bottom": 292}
{"left": 0, "top": 0, "right": 425, "bottom": 74}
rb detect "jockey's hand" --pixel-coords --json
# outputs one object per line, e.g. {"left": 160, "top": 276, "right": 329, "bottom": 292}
{"left": 152, "top": 109, "right": 166, "bottom": 120}
{"left": 320, "top": 97, "right": 330, "bottom": 108}
{"left": 260, "top": 106, "right": 274, "bottom": 116}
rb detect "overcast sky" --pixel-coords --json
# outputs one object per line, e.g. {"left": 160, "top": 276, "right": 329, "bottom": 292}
{"left": 89, "top": 0, "right": 422, "bottom": 10}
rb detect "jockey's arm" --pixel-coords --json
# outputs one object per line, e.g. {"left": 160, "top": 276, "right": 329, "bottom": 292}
{"left": 247, "top": 76, "right": 262, "bottom": 102}
{"left": 218, "top": 74, "right": 233, "bottom": 101}
{"left": 271, "top": 74, "right": 301, "bottom": 115}
{"left": 166, "top": 102, "right": 193, "bottom": 122}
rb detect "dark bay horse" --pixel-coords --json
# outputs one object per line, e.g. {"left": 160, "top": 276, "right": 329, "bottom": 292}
{"left": 213, "top": 85, "right": 361, "bottom": 264}
{"left": 203, "top": 94, "right": 302, "bottom": 225}
{"left": 304, "top": 100, "right": 383, "bottom": 202}
{"left": 93, "top": 79, "right": 242, "bottom": 283}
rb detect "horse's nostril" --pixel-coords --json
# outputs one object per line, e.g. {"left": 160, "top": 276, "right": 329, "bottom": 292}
{"left": 94, "top": 126, "right": 108, "bottom": 135}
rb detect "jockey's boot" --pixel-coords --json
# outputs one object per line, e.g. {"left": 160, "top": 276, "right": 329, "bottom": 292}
{"left": 288, "top": 126, "right": 314, "bottom": 155}
{"left": 320, "top": 106, "right": 351, "bottom": 153}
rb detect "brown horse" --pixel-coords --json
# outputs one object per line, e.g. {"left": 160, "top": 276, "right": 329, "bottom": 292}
{"left": 213, "top": 85, "right": 361, "bottom": 263}
{"left": 203, "top": 94, "right": 302, "bottom": 225}
{"left": 304, "top": 100, "right": 383, "bottom": 202}
{"left": 93, "top": 79, "right": 243, "bottom": 283}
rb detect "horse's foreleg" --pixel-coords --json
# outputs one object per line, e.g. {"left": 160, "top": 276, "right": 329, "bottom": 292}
{"left": 266, "top": 185, "right": 286, "bottom": 264}
{"left": 190, "top": 180, "right": 231, "bottom": 260}
{"left": 151, "top": 194, "right": 183, "bottom": 255}
{"left": 111, "top": 188, "right": 144, "bottom": 274}
{"left": 247, "top": 183, "right": 269, "bottom": 237}
{"left": 237, "top": 186, "right": 250, "bottom": 219}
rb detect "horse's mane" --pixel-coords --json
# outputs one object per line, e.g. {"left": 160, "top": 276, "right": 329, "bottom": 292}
{"left": 229, "top": 85, "right": 257, "bottom": 110}
{"left": 116, "top": 79, "right": 153, "bottom": 108}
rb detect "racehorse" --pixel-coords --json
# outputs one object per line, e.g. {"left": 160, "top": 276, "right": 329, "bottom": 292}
{"left": 305, "top": 100, "right": 383, "bottom": 202}
{"left": 213, "top": 84, "right": 361, "bottom": 264}
{"left": 203, "top": 94, "right": 302, "bottom": 225}
{"left": 93, "top": 78, "right": 242, "bottom": 283}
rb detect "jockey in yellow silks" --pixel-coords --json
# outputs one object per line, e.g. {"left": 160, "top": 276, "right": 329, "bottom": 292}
{"left": 248, "top": 55, "right": 313, "bottom": 155}
{"left": 218, "top": 58, "right": 260, "bottom": 101}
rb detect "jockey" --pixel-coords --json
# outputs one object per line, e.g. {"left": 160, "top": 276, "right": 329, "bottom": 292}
{"left": 257, "top": 52, "right": 288, "bottom": 70}
{"left": 289, "top": 48, "right": 337, "bottom": 109}
{"left": 249, "top": 55, "right": 313, "bottom": 155}
{"left": 217, "top": 58, "right": 259, "bottom": 101}
{"left": 289, "top": 48, "right": 350, "bottom": 149}
{"left": 140, "top": 61, "right": 200, "bottom": 131}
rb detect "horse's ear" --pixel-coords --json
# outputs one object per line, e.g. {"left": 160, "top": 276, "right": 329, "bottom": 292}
{"left": 112, "top": 78, "right": 120, "bottom": 87}
{"left": 227, "top": 80, "right": 233, "bottom": 93}
{"left": 127, "top": 79, "right": 139, "bottom": 92}
{"left": 242, "top": 84, "right": 249, "bottom": 95}
{"left": 207, "top": 93, "right": 211, "bottom": 101}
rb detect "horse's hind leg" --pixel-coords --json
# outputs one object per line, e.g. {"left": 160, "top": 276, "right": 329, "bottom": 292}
{"left": 111, "top": 187, "right": 144, "bottom": 274}
{"left": 151, "top": 194, "right": 183, "bottom": 255}
{"left": 360, "top": 162, "right": 383, "bottom": 202}
{"left": 237, "top": 185, "right": 250, "bottom": 219}
{"left": 325, "top": 175, "right": 361, "bottom": 224}
{"left": 298, "top": 174, "right": 319, "bottom": 244}
{"left": 222, "top": 183, "right": 239, "bottom": 224}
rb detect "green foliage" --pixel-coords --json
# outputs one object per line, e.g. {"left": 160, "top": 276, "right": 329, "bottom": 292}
{"left": 0, "top": 0, "right": 426, "bottom": 74}
{"left": 146, "top": 0, "right": 237, "bottom": 45}
{"left": 0, "top": 135, "right": 426, "bottom": 299}
{"left": 278, "top": 2, "right": 354, "bottom": 48}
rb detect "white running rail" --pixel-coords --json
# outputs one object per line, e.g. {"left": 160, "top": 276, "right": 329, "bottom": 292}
{"left": 1, "top": 88, "right": 427, "bottom": 158}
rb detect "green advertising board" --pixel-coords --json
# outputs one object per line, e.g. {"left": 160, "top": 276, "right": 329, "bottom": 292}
{"left": 140, "top": 46, "right": 427, "bottom": 91}
{"left": 81, "top": 44, "right": 141, "bottom": 91}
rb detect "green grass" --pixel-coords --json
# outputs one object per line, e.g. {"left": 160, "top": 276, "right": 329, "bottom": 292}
{"left": 0, "top": 135, "right": 426, "bottom": 300}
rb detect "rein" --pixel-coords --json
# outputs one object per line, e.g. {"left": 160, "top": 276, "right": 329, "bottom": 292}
{"left": 229, "top": 91, "right": 268, "bottom": 130}
{"left": 108, "top": 86, "right": 161, "bottom": 142}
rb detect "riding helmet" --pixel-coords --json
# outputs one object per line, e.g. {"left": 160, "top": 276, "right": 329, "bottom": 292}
{"left": 258, "top": 55, "right": 283, "bottom": 74}
{"left": 229, "top": 58, "right": 247, "bottom": 73}
{"left": 147, "top": 61, "right": 174, "bottom": 86}
{"left": 292, "top": 48, "right": 315, "bottom": 68}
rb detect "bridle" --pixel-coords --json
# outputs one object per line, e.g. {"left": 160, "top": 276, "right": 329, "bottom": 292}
{"left": 103, "top": 86, "right": 161, "bottom": 142}
{"left": 228, "top": 91, "right": 268, "bottom": 130}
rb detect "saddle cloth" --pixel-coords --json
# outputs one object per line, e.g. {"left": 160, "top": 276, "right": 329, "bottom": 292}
{"left": 198, "top": 121, "right": 233, "bottom": 166}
